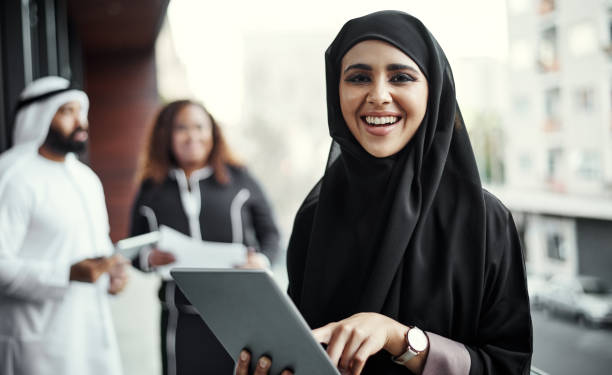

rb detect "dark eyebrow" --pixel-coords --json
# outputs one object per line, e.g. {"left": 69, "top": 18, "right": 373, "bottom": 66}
{"left": 343, "top": 63, "right": 421, "bottom": 75}
{"left": 344, "top": 63, "right": 371, "bottom": 73}
{"left": 387, "top": 64, "right": 420, "bottom": 74}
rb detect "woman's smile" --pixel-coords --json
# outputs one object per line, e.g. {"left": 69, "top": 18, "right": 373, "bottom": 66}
{"left": 360, "top": 112, "right": 404, "bottom": 136}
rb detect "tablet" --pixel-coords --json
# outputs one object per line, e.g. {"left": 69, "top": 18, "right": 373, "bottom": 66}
{"left": 171, "top": 269, "right": 339, "bottom": 375}
{"left": 114, "top": 231, "right": 160, "bottom": 259}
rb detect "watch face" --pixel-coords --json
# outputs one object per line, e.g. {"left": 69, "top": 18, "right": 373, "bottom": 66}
{"left": 407, "top": 327, "right": 428, "bottom": 352}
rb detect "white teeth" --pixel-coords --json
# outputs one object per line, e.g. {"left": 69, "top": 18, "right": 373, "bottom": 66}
{"left": 364, "top": 116, "right": 398, "bottom": 125}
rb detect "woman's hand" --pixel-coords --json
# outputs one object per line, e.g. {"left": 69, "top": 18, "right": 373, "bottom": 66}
{"left": 148, "top": 248, "right": 176, "bottom": 267}
{"left": 235, "top": 249, "right": 269, "bottom": 270}
{"left": 312, "top": 312, "right": 409, "bottom": 375}
{"left": 235, "top": 350, "right": 293, "bottom": 375}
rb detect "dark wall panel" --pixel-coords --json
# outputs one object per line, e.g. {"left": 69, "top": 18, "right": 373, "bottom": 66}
{"left": 576, "top": 218, "right": 612, "bottom": 286}
{"left": 1, "top": 0, "right": 26, "bottom": 151}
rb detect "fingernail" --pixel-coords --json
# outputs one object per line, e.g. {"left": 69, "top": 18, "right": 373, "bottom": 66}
{"left": 240, "top": 351, "right": 248, "bottom": 361}
{"left": 259, "top": 357, "right": 270, "bottom": 368}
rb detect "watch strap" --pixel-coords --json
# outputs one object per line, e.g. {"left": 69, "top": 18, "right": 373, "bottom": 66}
{"left": 391, "top": 326, "right": 428, "bottom": 366}
{"left": 392, "top": 346, "right": 417, "bottom": 365}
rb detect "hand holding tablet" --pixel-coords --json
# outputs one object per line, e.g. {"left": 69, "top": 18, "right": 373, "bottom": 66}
{"left": 171, "top": 269, "right": 340, "bottom": 375}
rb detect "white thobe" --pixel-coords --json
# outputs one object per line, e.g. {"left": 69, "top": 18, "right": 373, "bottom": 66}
{"left": 0, "top": 154, "right": 122, "bottom": 375}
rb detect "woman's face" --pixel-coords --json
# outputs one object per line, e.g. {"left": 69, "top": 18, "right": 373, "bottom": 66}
{"left": 339, "top": 39, "right": 429, "bottom": 158}
{"left": 171, "top": 104, "right": 213, "bottom": 169}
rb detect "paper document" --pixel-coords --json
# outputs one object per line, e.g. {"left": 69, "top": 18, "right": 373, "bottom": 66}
{"left": 156, "top": 225, "right": 247, "bottom": 280}
{"left": 114, "top": 231, "right": 160, "bottom": 259}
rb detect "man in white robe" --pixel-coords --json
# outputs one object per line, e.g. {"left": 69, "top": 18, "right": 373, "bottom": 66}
{"left": 0, "top": 76, "right": 128, "bottom": 375}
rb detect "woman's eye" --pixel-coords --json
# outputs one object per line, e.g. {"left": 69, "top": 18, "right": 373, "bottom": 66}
{"left": 390, "top": 73, "right": 415, "bottom": 83}
{"left": 345, "top": 74, "right": 371, "bottom": 83}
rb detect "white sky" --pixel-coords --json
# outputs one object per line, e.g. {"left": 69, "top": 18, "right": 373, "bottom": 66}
{"left": 166, "top": 0, "right": 509, "bottom": 124}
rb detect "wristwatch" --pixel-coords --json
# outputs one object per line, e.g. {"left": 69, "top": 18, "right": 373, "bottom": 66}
{"left": 392, "top": 326, "right": 429, "bottom": 366}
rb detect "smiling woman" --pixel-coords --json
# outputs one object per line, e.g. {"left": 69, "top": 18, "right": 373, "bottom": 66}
{"left": 130, "top": 100, "right": 281, "bottom": 375}
{"left": 236, "top": 10, "right": 532, "bottom": 375}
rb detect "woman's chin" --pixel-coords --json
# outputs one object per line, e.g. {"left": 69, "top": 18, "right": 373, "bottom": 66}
{"left": 362, "top": 143, "right": 402, "bottom": 158}
{"left": 178, "top": 157, "right": 207, "bottom": 169}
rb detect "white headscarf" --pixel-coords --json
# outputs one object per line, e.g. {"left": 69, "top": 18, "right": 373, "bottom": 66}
{"left": 0, "top": 76, "right": 89, "bottom": 193}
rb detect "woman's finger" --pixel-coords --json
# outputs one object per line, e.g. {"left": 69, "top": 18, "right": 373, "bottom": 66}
{"left": 326, "top": 324, "right": 352, "bottom": 368}
{"left": 339, "top": 328, "right": 365, "bottom": 370}
{"left": 350, "top": 337, "right": 377, "bottom": 375}
{"left": 253, "top": 356, "right": 271, "bottom": 375}
{"left": 312, "top": 323, "right": 335, "bottom": 344}
{"left": 235, "top": 350, "right": 250, "bottom": 375}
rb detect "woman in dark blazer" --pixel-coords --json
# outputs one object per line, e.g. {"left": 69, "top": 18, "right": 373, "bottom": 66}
{"left": 131, "top": 99, "right": 280, "bottom": 375}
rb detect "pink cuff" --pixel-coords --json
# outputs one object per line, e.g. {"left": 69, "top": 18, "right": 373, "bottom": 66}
{"left": 421, "top": 332, "right": 471, "bottom": 375}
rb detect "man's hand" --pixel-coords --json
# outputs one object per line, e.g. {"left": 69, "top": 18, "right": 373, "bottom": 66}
{"left": 108, "top": 254, "right": 129, "bottom": 295}
{"left": 69, "top": 256, "right": 116, "bottom": 283}
{"left": 148, "top": 248, "right": 176, "bottom": 267}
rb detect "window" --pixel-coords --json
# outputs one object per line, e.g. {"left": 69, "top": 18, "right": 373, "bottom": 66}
{"left": 609, "top": 7, "right": 612, "bottom": 43}
{"left": 546, "top": 232, "right": 566, "bottom": 261}
{"left": 605, "top": 10, "right": 612, "bottom": 57}
{"left": 574, "top": 87, "right": 595, "bottom": 113}
{"left": 538, "top": 27, "right": 559, "bottom": 72}
{"left": 576, "top": 150, "right": 601, "bottom": 180}
{"left": 580, "top": 277, "right": 609, "bottom": 295}
{"left": 546, "top": 148, "right": 563, "bottom": 180}
{"left": 544, "top": 87, "right": 561, "bottom": 130}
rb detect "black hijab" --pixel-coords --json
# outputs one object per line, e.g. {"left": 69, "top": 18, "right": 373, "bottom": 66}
{"left": 298, "top": 10, "right": 477, "bottom": 324}
{"left": 287, "top": 10, "right": 531, "bottom": 375}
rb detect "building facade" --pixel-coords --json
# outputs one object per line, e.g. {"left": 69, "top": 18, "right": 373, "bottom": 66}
{"left": 500, "top": 0, "right": 612, "bottom": 285}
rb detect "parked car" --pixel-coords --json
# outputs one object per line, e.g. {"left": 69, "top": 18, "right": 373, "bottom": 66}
{"left": 526, "top": 271, "right": 552, "bottom": 310}
{"left": 540, "top": 275, "right": 612, "bottom": 327}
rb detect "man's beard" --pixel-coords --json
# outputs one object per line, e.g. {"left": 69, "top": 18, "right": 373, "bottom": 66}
{"left": 42, "top": 126, "right": 88, "bottom": 155}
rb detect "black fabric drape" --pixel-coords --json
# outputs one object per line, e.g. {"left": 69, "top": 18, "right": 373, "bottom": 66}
{"left": 286, "top": 10, "right": 532, "bottom": 375}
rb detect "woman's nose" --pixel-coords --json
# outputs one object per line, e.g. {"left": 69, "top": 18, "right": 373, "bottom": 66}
{"left": 190, "top": 128, "right": 205, "bottom": 141}
{"left": 367, "top": 80, "right": 392, "bottom": 105}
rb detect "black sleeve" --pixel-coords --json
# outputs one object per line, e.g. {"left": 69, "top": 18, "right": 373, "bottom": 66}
{"left": 243, "top": 171, "right": 281, "bottom": 264}
{"left": 466, "top": 196, "right": 533, "bottom": 375}
{"left": 129, "top": 181, "right": 154, "bottom": 271}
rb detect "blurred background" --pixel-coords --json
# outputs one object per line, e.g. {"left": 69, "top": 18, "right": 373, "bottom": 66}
{"left": 1, "top": 0, "right": 611, "bottom": 374}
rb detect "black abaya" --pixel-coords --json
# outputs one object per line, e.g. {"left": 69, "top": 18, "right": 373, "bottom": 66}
{"left": 286, "top": 10, "right": 532, "bottom": 375}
